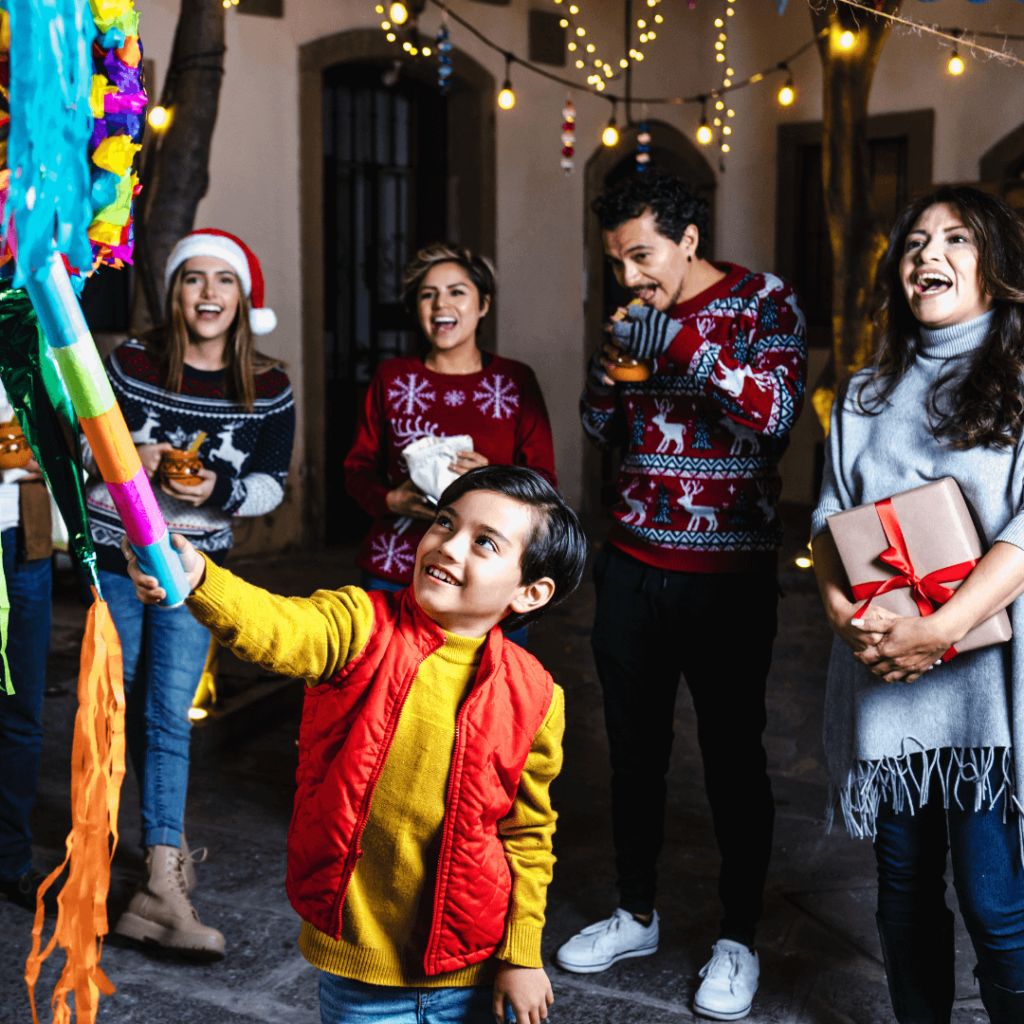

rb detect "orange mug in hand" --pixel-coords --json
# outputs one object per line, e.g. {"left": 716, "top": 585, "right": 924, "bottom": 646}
{"left": 0, "top": 416, "right": 32, "bottom": 470}
{"left": 160, "top": 449, "right": 204, "bottom": 487}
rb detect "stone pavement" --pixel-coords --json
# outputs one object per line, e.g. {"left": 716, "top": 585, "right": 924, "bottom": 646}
{"left": 0, "top": 508, "right": 991, "bottom": 1022}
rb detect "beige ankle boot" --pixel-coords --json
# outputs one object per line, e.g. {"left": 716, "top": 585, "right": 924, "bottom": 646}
{"left": 179, "top": 832, "right": 207, "bottom": 895}
{"left": 114, "top": 845, "right": 225, "bottom": 960}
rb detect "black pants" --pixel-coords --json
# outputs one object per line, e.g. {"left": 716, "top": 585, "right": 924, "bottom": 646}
{"left": 590, "top": 543, "right": 778, "bottom": 948}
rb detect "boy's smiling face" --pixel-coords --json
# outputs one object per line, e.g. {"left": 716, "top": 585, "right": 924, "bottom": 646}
{"left": 413, "top": 489, "right": 555, "bottom": 638}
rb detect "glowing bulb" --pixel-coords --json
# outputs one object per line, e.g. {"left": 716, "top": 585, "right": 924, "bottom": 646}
{"left": 188, "top": 707, "right": 208, "bottom": 721}
{"left": 602, "top": 121, "right": 619, "bottom": 147}
{"left": 714, "top": 17, "right": 723, "bottom": 26}
{"left": 726, "top": 6, "right": 734, "bottom": 14}
{"left": 422, "top": 46, "right": 431, "bottom": 55}
{"left": 408, "top": 46, "right": 418, "bottom": 55}
{"left": 716, "top": 53, "right": 725, "bottom": 62}
{"left": 654, "top": 14, "right": 663, "bottom": 23}
{"left": 778, "top": 83, "right": 795, "bottom": 106}
{"left": 795, "top": 557, "right": 813, "bottom": 569}
{"left": 721, "top": 143, "right": 731, "bottom": 152}
{"left": 713, "top": 117, "right": 722, "bottom": 126}
{"left": 569, "top": 3, "right": 579, "bottom": 10}
{"left": 587, "top": 43, "right": 595, "bottom": 52}
{"left": 148, "top": 105, "right": 170, "bottom": 130}
{"left": 648, "top": 31, "right": 656, "bottom": 40}
{"left": 697, "top": 121, "right": 712, "bottom": 145}
{"left": 381, "top": 20, "right": 390, "bottom": 29}
{"left": 386, "top": 32, "right": 396, "bottom": 41}
{"left": 723, "top": 79, "right": 731, "bottom": 86}
{"left": 948, "top": 51, "right": 964, "bottom": 75}
{"left": 715, "top": 41, "right": 724, "bottom": 50}
{"left": 559, "top": 18, "right": 568, "bottom": 27}
{"left": 637, "top": 18, "right": 646, "bottom": 27}
{"left": 620, "top": 58, "right": 628, "bottom": 68}
{"left": 604, "top": 66, "right": 613, "bottom": 77}
{"left": 498, "top": 81, "right": 516, "bottom": 109}
{"left": 576, "top": 26, "right": 585, "bottom": 36}
{"left": 726, "top": 68, "right": 734, "bottom": 75}
{"left": 719, "top": 33, "right": 727, "bottom": 41}
{"left": 727, "top": 109, "right": 734, "bottom": 117}
{"left": 576, "top": 60, "right": 584, "bottom": 68}
{"left": 375, "top": 4, "right": 384, "bottom": 10}
{"left": 596, "top": 80, "right": 606, "bottom": 90}
{"left": 722, "top": 126, "right": 731, "bottom": 135}
{"left": 389, "top": 1, "right": 409, "bottom": 25}
{"left": 222, "top": 1, "right": 229, "bottom": 8}
{"left": 635, "top": 51, "right": 644, "bottom": 60}
{"left": 568, "top": 42, "right": 576, "bottom": 52}
{"left": 838, "top": 29, "right": 856, "bottom": 49}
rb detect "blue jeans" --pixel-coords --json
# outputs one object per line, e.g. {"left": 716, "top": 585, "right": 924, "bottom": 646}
{"left": 874, "top": 771, "right": 1024, "bottom": 992}
{"left": 360, "top": 574, "right": 529, "bottom": 649}
{"left": 100, "top": 570, "right": 212, "bottom": 849}
{"left": 0, "top": 529, "right": 52, "bottom": 879}
{"left": 318, "top": 974, "right": 514, "bottom": 1024}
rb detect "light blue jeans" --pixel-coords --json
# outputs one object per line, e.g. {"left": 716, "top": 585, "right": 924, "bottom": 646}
{"left": 318, "top": 974, "right": 515, "bottom": 1024}
{"left": 100, "top": 570, "right": 212, "bottom": 849}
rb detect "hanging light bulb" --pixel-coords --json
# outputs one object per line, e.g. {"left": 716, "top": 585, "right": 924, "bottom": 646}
{"left": 148, "top": 105, "right": 171, "bottom": 131}
{"left": 602, "top": 104, "right": 619, "bottom": 147}
{"left": 389, "top": 1, "right": 409, "bottom": 25}
{"left": 838, "top": 29, "right": 856, "bottom": 50}
{"left": 497, "top": 55, "right": 516, "bottom": 110}
{"left": 948, "top": 49, "right": 965, "bottom": 75}
{"left": 696, "top": 99, "right": 712, "bottom": 145}
{"left": 777, "top": 64, "right": 795, "bottom": 106}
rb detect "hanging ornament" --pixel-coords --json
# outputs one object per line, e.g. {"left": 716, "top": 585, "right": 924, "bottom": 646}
{"left": 561, "top": 99, "right": 576, "bottom": 174}
{"left": 437, "top": 19, "right": 452, "bottom": 94}
{"left": 636, "top": 122, "right": 651, "bottom": 172}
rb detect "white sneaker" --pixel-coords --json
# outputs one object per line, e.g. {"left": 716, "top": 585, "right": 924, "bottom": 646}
{"left": 555, "top": 908, "right": 659, "bottom": 973}
{"left": 693, "top": 939, "right": 759, "bottom": 1020}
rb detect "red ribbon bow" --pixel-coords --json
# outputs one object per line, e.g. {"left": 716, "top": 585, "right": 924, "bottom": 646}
{"left": 850, "top": 497, "right": 977, "bottom": 663}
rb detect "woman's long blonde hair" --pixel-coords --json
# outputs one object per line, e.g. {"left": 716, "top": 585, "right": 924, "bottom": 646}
{"left": 143, "top": 265, "right": 283, "bottom": 412}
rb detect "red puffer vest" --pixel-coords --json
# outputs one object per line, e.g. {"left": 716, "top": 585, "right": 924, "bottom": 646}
{"left": 285, "top": 587, "right": 555, "bottom": 976}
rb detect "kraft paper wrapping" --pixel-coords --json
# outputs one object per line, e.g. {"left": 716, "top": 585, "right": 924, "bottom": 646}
{"left": 827, "top": 477, "right": 1012, "bottom": 655}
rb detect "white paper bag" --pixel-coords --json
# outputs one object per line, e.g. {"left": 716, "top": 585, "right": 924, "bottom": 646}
{"left": 402, "top": 434, "right": 474, "bottom": 505}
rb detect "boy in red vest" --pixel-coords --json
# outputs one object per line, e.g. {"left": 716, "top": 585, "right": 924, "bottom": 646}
{"left": 123, "top": 466, "right": 586, "bottom": 1024}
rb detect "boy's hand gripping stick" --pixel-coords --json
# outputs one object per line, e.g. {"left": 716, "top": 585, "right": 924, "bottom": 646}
{"left": 25, "top": 252, "right": 191, "bottom": 606}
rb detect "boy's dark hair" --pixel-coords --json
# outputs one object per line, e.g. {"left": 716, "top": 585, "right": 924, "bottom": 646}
{"left": 591, "top": 172, "right": 711, "bottom": 259}
{"left": 436, "top": 466, "right": 588, "bottom": 632}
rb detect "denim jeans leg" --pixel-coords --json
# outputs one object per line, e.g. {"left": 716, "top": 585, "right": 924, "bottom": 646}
{"left": 101, "top": 570, "right": 211, "bottom": 849}
{"left": 0, "top": 529, "right": 52, "bottom": 879}
{"left": 422, "top": 984, "right": 510, "bottom": 1023}
{"left": 947, "top": 796, "right": 1024, "bottom": 992}
{"left": 318, "top": 973, "right": 418, "bottom": 1023}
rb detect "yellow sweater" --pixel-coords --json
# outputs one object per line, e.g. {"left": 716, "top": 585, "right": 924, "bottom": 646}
{"left": 187, "top": 559, "right": 565, "bottom": 988}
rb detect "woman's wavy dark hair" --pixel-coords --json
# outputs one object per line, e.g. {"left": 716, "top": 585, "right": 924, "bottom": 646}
{"left": 857, "top": 185, "right": 1024, "bottom": 450}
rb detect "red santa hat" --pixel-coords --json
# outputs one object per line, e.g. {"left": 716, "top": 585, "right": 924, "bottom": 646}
{"left": 164, "top": 228, "right": 278, "bottom": 335}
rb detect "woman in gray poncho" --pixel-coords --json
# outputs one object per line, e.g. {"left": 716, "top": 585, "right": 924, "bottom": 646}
{"left": 812, "top": 186, "right": 1024, "bottom": 1023}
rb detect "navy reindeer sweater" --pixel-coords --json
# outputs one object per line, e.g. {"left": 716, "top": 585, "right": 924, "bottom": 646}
{"left": 83, "top": 339, "right": 295, "bottom": 576}
{"left": 580, "top": 263, "right": 806, "bottom": 573}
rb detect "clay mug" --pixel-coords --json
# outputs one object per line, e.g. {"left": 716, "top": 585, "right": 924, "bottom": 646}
{"left": 0, "top": 416, "right": 32, "bottom": 471}
{"left": 607, "top": 299, "right": 653, "bottom": 382}
{"left": 160, "top": 448, "right": 204, "bottom": 487}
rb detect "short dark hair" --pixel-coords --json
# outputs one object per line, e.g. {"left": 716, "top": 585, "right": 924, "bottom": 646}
{"left": 592, "top": 172, "right": 711, "bottom": 258}
{"left": 401, "top": 242, "right": 496, "bottom": 313}
{"left": 436, "top": 466, "right": 588, "bottom": 631}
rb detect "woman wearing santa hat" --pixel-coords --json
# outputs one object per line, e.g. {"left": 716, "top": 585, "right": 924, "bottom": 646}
{"left": 81, "top": 229, "right": 295, "bottom": 960}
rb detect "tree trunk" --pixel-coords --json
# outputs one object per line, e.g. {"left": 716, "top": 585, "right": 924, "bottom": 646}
{"left": 132, "top": 0, "right": 226, "bottom": 330}
{"left": 809, "top": 1, "right": 901, "bottom": 428}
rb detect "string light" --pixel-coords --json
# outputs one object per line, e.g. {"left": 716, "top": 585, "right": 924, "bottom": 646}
{"left": 636, "top": 120, "right": 651, "bottom": 171}
{"left": 498, "top": 55, "right": 516, "bottom": 109}
{"left": 561, "top": 99, "right": 576, "bottom": 173}
{"left": 948, "top": 49, "right": 964, "bottom": 75}
{"left": 147, "top": 105, "right": 170, "bottom": 131}
{"left": 777, "top": 63, "right": 795, "bottom": 106}
{"left": 696, "top": 98, "right": 712, "bottom": 145}
{"left": 602, "top": 104, "right": 619, "bottom": 147}
{"left": 389, "top": 1, "right": 409, "bottom": 24}
{"left": 837, "top": 29, "right": 856, "bottom": 50}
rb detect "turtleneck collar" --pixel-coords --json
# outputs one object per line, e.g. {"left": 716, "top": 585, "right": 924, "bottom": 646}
{"left": 917, "top": 309, "right": 994, "bottom": 360}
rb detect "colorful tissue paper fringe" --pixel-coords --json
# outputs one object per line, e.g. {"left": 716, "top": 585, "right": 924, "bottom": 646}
{"left": 1, "top": 0, "right": 145, "bottom": 282}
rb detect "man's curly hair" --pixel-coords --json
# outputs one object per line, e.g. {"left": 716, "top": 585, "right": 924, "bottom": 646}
{"left": 591, "top": 172, "right": 711, "bottom": 258}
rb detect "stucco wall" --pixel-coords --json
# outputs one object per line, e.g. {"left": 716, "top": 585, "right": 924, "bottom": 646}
{"left": 137, "top": 0, "right": 1024, "bottom": 547}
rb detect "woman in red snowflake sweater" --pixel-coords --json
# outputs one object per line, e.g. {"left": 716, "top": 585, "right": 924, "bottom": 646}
{"left": 344, "top": 243, "right": 557, "bottom": 639}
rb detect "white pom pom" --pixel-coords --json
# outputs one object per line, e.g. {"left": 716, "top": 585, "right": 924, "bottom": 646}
{"left": 249, "top": 307, "right": 277, "bottom": 335}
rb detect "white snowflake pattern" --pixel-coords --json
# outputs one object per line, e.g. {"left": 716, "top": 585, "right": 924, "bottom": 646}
{"left": 387, "top": 373, "right": 436, "bottom": 415}
{"left": 370, "top": 532, "right": 416, "bottom": 576}
{"left": 444, "top": 389, "right": 465, "bottom": 407}
{"left": 473, "top": 374, "right": 520, "bottom": 419}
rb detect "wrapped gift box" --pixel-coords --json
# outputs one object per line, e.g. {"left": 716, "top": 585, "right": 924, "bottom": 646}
{"left": 826, "top": 477, "right": 1012, "bottom": 657}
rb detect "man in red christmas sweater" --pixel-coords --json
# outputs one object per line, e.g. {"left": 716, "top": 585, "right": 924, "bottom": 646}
{"left": 556, "top": 172, "right": 806, "bottom": 1021}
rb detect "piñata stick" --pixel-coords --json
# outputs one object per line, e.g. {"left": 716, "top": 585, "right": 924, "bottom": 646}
{"left": 24, "top": 251, "right": 191, "bottom": 606}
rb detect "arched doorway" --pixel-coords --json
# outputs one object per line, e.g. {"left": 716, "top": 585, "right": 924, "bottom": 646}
{"left": 581, "top": 121, "right": 716, "bottom": 513}
{"left": 298, "top": 28, "right": 495, "bottom": 545}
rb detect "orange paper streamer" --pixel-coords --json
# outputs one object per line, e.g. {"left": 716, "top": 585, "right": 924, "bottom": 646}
{"left": 79, "top": 411, "right": 141, "bottom": 484}
{"left": 25, "top": 594, "right": 126, "bottom": 1024}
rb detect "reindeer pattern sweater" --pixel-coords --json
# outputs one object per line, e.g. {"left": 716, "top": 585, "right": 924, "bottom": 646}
{"left": 345, "top": 354, "right": 556, "bottom": 584}
{"left": 83, "top": 339, "right": 295, "bottom": 576}
{"left": 580, "top": 264, "right": 807, "bottom": 573}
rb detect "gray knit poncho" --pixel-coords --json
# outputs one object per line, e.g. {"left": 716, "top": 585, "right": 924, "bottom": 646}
{"left": 812, "top": 310, "right": 1024, "bottom": 850}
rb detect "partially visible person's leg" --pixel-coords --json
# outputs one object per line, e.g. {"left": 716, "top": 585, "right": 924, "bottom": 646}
{"left": 677, "top": 570, "right": 777, "bottom": 951}
{"left": 947, "top": 790, "right": 1024, "bottom": 1020}
{"left": 873, "top": 784, "right": 954, "bottom": 1024}
{"left": 422, "top": 983, "right": 514, "bottom": 1023}
{"left": 0, "top": 529, "right": 52, "bottom": 909}
{"left": 317, "top": 973, "right": 418, "bottom": 1023}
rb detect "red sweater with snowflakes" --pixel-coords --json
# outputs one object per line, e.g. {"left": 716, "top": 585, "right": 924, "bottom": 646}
{"left": 345, "top": 354, "right": 557, "bottom": 583}
{"left": 580, "top": 263, "right": 807, "bottom": 573}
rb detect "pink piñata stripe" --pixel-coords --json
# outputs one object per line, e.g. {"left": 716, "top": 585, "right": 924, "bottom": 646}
{"left": 106, "top": 467, "right": 166, "bottom": 547}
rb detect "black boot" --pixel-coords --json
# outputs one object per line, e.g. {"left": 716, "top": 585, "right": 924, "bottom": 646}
{"left": 976, "top": 973, "right": 1024, "bottom": 1024}
{"left": 875, "top": 913, "right": 955, "bottom": 1024}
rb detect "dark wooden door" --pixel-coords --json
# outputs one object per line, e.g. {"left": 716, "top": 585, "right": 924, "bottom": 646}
{"left": 321, "top": 63, "right": 447, "bottom": 544}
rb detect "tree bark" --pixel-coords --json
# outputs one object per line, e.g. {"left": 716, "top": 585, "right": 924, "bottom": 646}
{"left": 132, "top": 0, "right": 226, "bottom": 330}
{"left": 809, "top": 1, "right": 901, "bottom": 427}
